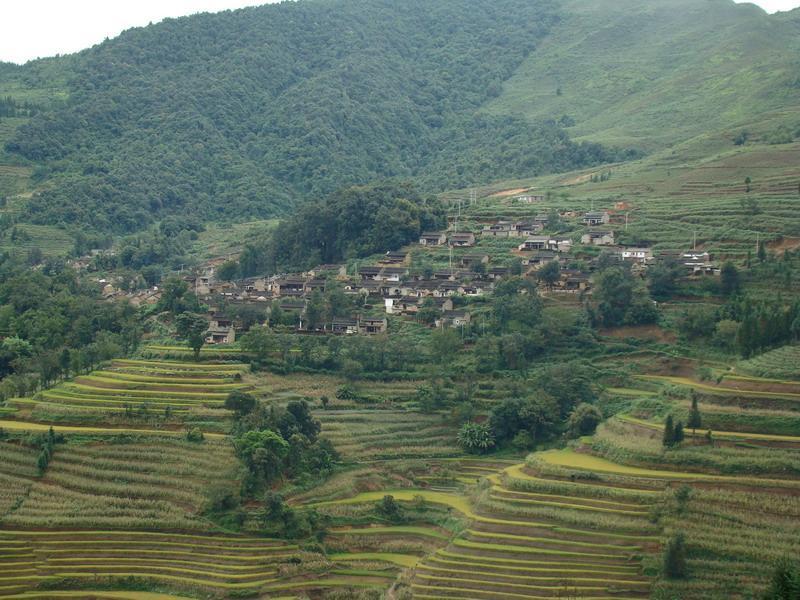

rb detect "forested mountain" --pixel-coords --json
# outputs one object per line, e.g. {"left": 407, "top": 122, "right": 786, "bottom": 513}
{"left": 1, "top": 0, "right": 797, "bottom": 236}
{"left": 2, "top": 0, "right": 619, "bottom": 233}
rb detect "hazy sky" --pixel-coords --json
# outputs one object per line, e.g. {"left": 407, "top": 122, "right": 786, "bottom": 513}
{"left": 0, "top": 0, "right": 798, "bottom": 64}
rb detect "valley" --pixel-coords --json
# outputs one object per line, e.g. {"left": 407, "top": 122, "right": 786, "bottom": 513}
{"left": 0, "top": 0, "right": 799, "bottom": 598}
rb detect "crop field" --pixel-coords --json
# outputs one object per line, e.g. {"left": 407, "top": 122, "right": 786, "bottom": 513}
{"left": 317, "top": 410, "right": 464, "bottom": 461}
{"left": 17, "top": 360, "right": 249, "bottom": 424}
{"left": 0, "top": 441, "right": 38, "bottom": 518}
{"left": 0, "top": 530, "right": 300, "bottom": 596}
{"left": 409, "top": 466, "right": 658, "bottom": 598}
{"left": 2, "top": 436, "right": 238, "bottom": 531}
{"left": 0, "top": 224, "right": 73, "bottom": 258}
{"left": 536, "top": 395, "right": 800, "bottom": 600}
{"left": 3, "top": 351, "right": 796, "bottom": 599}
{"left": 737, "top": 345, "right": 800, "bottom": 380}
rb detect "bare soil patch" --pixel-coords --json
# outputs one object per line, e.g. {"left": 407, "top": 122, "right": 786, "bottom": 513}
{"left": 599, "top": 325, "right": 676, "bottom": 344}
{"left": 489, "top": 187, "right": 529, "bottom": 198}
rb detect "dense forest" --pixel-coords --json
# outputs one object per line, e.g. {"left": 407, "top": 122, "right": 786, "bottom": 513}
{"left": 236, "top": 182, "right": 444, "bottom": 275}
{"left": 4, "top": 0, "right": 623, "bottom": 234}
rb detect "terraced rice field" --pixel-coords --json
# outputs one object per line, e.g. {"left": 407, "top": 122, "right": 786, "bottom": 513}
{"left": 737, "top": 344, "right": 800, "bottom": 380}
{"left": 0, "top": 441, "right": 38, "bottom": 517}
{"left": 317, "top": 410, "right": 463, "bottom": 460}
{"left": 0, "top": 530, "right": 299, "bottom": 596}
{"left": 531, "top": 445, "right": 800, "bottom": 599}
{"left": 410, "top": 461, "right": 659, "bottom": 600}
{"left": 2, "top": 437, "right": 238, "bottom": 530}
{"left": 25, "top": 359, "right": 249, "bottom": 415}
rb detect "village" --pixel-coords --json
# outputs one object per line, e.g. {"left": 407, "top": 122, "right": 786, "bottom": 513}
{"left": 93, "top": 199, "right": 720, "bottom": 345}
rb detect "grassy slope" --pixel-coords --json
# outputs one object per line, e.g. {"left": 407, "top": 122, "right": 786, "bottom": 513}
{"left": 487, "top": 0, "right": 800, "bottom": 151}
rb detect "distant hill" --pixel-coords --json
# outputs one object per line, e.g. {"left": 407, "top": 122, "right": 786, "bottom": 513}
{"left": 487, "top": 0, "right": 800, "bottom": 150}
{"left": 1, "top": 0, "right": 798, "bottom": 235}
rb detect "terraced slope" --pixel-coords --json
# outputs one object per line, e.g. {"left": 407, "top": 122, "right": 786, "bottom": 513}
{"left": 8, "top": 359, "right": 249, "bottom": 432}
{"left": 737, "top": 345, "right": 800, "bottom": 380}
{"left": 411, "top": 463, "right": 658, "bottom": 599}
{"left": 0, "top": 441, "right": 37, "bottom": 517}
{"left": 533, "top": 447, "right": 800, "bottom": 599}
{"left": 488, "top": 0, "right": 800, "bottom": 150}
{"left": 318, "top": 410, "right": 463, "bottom": 460}
{"left": 2, "top": 436, "right": 239, "bottom": 530}
{"left": 0, "top": 531, "right": 297, "bottom": 596}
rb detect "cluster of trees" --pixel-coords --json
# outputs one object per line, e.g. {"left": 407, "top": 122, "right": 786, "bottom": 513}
{"left": 662, "top": 415, "right": 686, "bottom": 448}
{"left": 231, "top": 396, "right": 338, "bottom": 494}
{"left": 591, "top": 265, "right": 658, "bottom": 327}
{"left": 471, "top": 278, "right": 598, "bottom": 372}
{"left": 86, "top": 216, "right": 204, "bottom": 277}
{"left": 679, "top": 292, "right": 800, "bottom": 357}
{"left": 240, "top": 326, "right": 425, "bottom": 379}
{"left": 0, "top": 96, "right": 39, "bottom": 118}
{"left": 6, "top": 0, "right": 622, "bottom": 234}
{"left": 0, "top": 255, "right": 140, "bottom": 392}
{"left": 736, "top": 299, "right": 800, "bottom": 358}
{"left": 458, "top": 362, "right": 601, "bottom": 453}
{"left": 236, "top": 183, "right": 444, "bottom": 275}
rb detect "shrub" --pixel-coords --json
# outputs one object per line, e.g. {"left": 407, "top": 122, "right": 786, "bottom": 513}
{"left": 225, "top": 390, "right": 257, "bottom": 415}
{"left": 663, "top": 532, "right": 688, "bottom": 579}
{"left": 566, "top": 403, "right": 603, "bottom": 438}
{"left": 186, "top": 428, "right": 205, "bottom": 442}
{"left": 458, "top": 422, "right": 496, "bottom": 454}
{"left": 763, "top": 557, "right": 800, "bottom": 600}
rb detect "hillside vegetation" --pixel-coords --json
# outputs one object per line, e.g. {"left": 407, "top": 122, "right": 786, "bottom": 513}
{"left": 488, "top": 0, "right": 800, "bottom": 150}
{"left": 1, "top": 0, "right": 620, "bottom": 234}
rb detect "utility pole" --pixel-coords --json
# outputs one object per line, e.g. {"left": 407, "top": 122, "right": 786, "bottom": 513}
{"left": 448, "top": 243, "right": 453, "bottom": 273}
{"left": 625, "top": 213, "right": 629, "bottom": 231}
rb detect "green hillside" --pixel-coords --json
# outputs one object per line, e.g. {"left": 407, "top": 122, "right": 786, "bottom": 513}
{"left": 1, "top": 0, "right": 622, "bottom": 234}
{"left": 488, "top": 0, "right": 800, "bottom": 151}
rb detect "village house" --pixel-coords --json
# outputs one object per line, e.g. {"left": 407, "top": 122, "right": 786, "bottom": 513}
{"left": 307, "top": 264, "right": 347, "bottom": 279}
{"left": 512, "top": 220, "right": 543, "bottom": 237}
{"left": 522, "top": 250, "right": 558, "bottom": 268}
{"left": 582, "top": 211, "right": 611, "bottom": 226}
{"left": 380, "top": 251, "right": 410, "bottom": 265}
{"left": 481, "top": 221, "right": 514, "bottom": 238}
{"left": 359, "top": 317, "right": 388, "bottom": 334}
{"left": 419, "top": 231, "right": 447, "bottom": 246}
{"left": 358, "top": 266, "right": 383, "bottom": 281}
{"left": 581, "top": 230, "right": 615, "bottom": 246}
{"left": 518, "top": 236, "right": 572, "bottom": 253}
{"left": 305, "top": 279, "right": 327, "bottom": 294}
{"left": 460, "top": 253, "right": 490, "bottom": 268}
{"left": 329, "top": 318, "right": 359, "bottom": 335}
{"left": 518, "top": 236, "right": 550, "bottom": 251}
{"left": 515, "top": 193, "right": 545, "bottom": 203}
{"left": 619, "top": 247, "right": 654, "bottom": 264}
{"left": 448, "top": 232, "right": 476, "bottom": 247}
{"left": 436, "top": 310, "right": 471, "bottom": 328}
{"left": 375, "top": 266, "right": 409, "bottom": 283}
{"left": 278, "top": 299, "right": 306, "bottom": 313}
{"left": 242, "top": 277, "right": 269, "bottom": 294}
{"left": 487, "top": 266, "right": 511, "bottom": 279}
{"left": 533, "top": 214, "right": 550, "bottom": 227}
{"left": 205, "top": 313, "right": 236, "bottom": 345}
{"left": 273, "top": 277, "right": 306, "bottom": 297}
{"left": 682, "top": 250, "right": 717, "bottom": 275}
{"left": 438, "top": 281, "right": 466, "bottom": 296}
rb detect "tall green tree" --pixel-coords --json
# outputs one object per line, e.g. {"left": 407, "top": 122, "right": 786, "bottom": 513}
{"left": 687, "top": 394, "right": 702, "bottom": 434}
{"left": 175, "top": 312, "right": 208, "bottom": 361}
{"left": 663, "top": 532, "right": 688, "bottom": 579}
